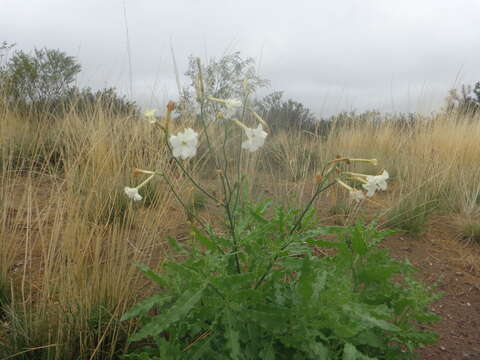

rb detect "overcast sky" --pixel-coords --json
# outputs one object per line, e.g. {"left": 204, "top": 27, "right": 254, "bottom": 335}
{"left": 2, "top": 0, "right": 479, "bottom": 116}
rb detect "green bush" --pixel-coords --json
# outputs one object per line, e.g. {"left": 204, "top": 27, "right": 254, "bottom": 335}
{"left": 122, "top": 201, "right": 439, "bottom": 360}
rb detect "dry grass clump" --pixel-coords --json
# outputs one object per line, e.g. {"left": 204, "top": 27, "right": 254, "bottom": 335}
{"left": 0, "top": 105, "right": 187, "bottom": 359}
{"left": 263, "top": 112, "right": 480, "bottom": 233}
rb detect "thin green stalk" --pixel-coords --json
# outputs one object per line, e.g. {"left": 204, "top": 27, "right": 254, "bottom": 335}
{"left": 198, "top": 99, "right": 219, "bottom": 170}
{"left": 165, "top": 140, "right": 218, "bottom": 203}
{"left": 289, "top": 181, "right": 336, "bottom": 235}
{"left": 158, "top": 172, "right": 208, "bottom": 231}
{"left": 221, "top": 122, "right": 232, "bottom": 194}
{"left": 254, "top": 180, "right": 336, "bottom": 290}
{"left": 231, "top": 95, "right": 250, "bottom": 214}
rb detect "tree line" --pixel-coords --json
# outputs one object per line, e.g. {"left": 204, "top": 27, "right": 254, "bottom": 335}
{"left": 1, "top": 42, "right": 478, "bottom": 126}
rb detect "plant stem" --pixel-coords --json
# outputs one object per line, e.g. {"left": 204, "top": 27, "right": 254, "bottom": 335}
{"left": 159, "top": 172, "right": 208, "bottom": 230}
{"left": 254, "top": 180, "right": 336, "bottom": 289}
{"left": 165, "top": 140, "right": 218, "bottom": 203}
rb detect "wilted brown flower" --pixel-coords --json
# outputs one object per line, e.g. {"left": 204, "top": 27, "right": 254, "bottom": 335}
{"left": 167, "top": 101, "right": 176, "bottom": 112}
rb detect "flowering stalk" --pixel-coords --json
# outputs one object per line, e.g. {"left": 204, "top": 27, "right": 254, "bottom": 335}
{"left": 336, "top": 179, "right": 366, "bottom": 202}
{"left": 249, "top": 109, "right": 269, "bottom": 130}
{"left": 136, "top": 174, "right": 156, "bottom": 188}
{"left": 349, "top": 158, "right": 378, "bottom": 166}
{"left": 165, "top": 139, "right": 218, "bottom": 203}
{"left": 342, "top": 171, "right": 369, "bottom": 179}
{"left": 133, "top": 168, "right": 155, "bottom": 176}
{"left": 155, "top": 171, "right": 208, "bottom": 230}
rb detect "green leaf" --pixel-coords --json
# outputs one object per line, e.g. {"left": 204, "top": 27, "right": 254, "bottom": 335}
{"left": 343, "top": 343, "right": 377, "bottom": 360}
{"left": 193, "top": 229, "right": 219, "bottom": 253}
{"left": 129, "top": 285, "right": 206, "bottom": 342}
{"left": 297, "top": 256, "right": 314, "bottom": 304}
{"left": 306, "top": 238, "right": 347, "bottom": 249}
{"left": 226, "top": 325, "right": 240, "bottom": 359}
{"left": 167, "top": 235, "right": 187, "bottom": 254}
{"left": 342, "top": 304, "right": 400, "bottom": 332}
{"left": 353, "top": 330, "right": 385, "bottom": 349}
{"left": 189, "top": 334, "right": 215, "bottom": 360}
{"left": 343, "top": 343, "right": 357, "bottom": 360}
{"left": 121, "top": 294, "right": 171, "bottom": 321}
{"left": 134, "top": 263, "right": 169, "bottom": 287}
{"left": 309, "top": 342, "right": 329, "bottom": 358}
{"left": 312, "top": 270, "right": 327, "bottom": 301}
{"left": 350, "top": 229, "right": 368, "bottom": 255}
{"left": 248, "top": 207, "right": 269, "bottom": 224}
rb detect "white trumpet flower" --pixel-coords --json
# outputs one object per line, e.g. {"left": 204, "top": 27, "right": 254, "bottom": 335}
{"left": 124, "top": 174, "right": 156, "bottom": 202}
{"left": 124, "top": 187, "right": 143, "bottom": 201}
{"left": 362, "top": 170, "right": 389, "bottom": 197}
{"left": 208, "top": 97, "right": 242, "bottom": 118}
{"left": 241, "top": 124, "right": 268, "bottom": 152}
{"left": 169, "top": 128, "right": 199, "bottom": 159}
{"left": 337, "top": 179, "right": 365, "bottom": 203}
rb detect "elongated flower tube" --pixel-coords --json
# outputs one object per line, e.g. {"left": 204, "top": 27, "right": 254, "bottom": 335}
{"left": 208, "top": 97, "right": 242, "bottom": 117}
{"left": 349, "top": 158, "right": 378, "bottom": 166}
{"left": 133, "top": 168, "right": 155, "bottom": 177}
{"left": 249, "top": 109, "right": 269, "bottom": 130}
{"left": 169, "top": 128, "right": 199, "bottom": 159}
{"left": 337, "top": 179, "right": 366, "bottom": 203}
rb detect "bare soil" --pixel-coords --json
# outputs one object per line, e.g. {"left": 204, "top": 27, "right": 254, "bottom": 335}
{"left": 383, "top": 221, "right": 480, "bottom": 360}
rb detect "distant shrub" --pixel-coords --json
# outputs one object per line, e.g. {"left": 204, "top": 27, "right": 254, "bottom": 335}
{"left": 0, "top": 46, "right": 138, "bottom": 119}
{"left": 445, "top": 82, "right": 480, "bottom": 115}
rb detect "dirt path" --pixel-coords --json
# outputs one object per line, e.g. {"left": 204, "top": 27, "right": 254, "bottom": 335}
{"left": 383, "top": 225, "right": 480, "bottom": 360}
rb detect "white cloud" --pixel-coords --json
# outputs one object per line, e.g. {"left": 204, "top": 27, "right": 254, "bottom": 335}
{"left": 2, "top": 0, "right": 479, "bottom": 115}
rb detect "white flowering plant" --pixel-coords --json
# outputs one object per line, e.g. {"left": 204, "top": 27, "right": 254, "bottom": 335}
{"left": 121, "top": 59, "right": 439, "bottom": 359}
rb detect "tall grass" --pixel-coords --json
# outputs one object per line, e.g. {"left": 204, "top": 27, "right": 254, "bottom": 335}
{"left": 0, "top": 104, "right": 185, "bottom": 359}
{"left": 262, "top": 112, "right": 480, "bottom": 230}
{"left": 1, "top": 98, "right": 480, "bottom": 358}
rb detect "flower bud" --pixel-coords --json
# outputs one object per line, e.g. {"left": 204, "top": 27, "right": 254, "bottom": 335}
{"left": 166, "top": 101, "right": 176, "bottom": 112}
{"left": 165, "top": 101, "right": 175, "bottom": 133}
{"left": 133, "top": 168, "right": 155, "bottom": 176}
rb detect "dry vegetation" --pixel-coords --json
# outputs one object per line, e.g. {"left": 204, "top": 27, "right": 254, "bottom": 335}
{"left": 1, "top": 100, "right": 480, "bottom": 359}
